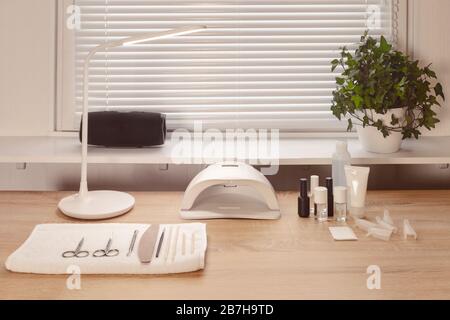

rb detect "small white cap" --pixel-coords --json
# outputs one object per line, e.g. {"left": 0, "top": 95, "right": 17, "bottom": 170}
{"left": 336, "top": 140, "right": 348, "bottom": 153}
{"left": 310, "top": 175, "right": 319, "bottom": 190}
{"left": 314, "top": 187, "right": 327, "bottom": 204}
{"left": 334, "top": 186, "right": 347, "bottom": 204}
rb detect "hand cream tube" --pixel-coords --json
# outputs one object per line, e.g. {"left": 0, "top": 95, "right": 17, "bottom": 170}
{"left": 344, "top": 165, "right": 370, "bottom": 218}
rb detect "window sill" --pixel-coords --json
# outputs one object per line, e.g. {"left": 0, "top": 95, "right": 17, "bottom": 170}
{"left": 0, "top": 136, "right": 450, "bottom": 165}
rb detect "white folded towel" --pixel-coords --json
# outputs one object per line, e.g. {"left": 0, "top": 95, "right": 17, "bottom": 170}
{"left": 5, "top": 223, "right": 207, "bottom": 275}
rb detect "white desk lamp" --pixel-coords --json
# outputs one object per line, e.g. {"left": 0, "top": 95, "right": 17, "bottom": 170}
{"left": 58, "top": 26, "right": 207, "bottom": 220}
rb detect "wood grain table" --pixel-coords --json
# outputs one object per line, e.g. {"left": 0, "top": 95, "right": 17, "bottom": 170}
{"left": 1, "top": 191, "right": 450, "bottom": 300}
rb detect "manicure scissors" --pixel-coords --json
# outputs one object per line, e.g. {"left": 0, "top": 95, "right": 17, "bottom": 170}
{"left": 127, "top": 230, "right": 139, "bottom": 257}
{"left": 62, "top": 238, "right": 90, "bottom": 258}
{"left": 93, "top": 238, "right": 120, "bottom": 258}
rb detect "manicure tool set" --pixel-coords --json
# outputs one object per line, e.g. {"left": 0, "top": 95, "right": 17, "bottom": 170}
{"left": 61, "top": 225, "right": 199, "bottom": 264}
{"left": 136, "top": 225, "right": 197, "bottom": 264}
{"left": 6, "top": 223, "right": 207, "bottom": 275}
{"left": 6, "top": 152, "right": 420, "bottom": 276}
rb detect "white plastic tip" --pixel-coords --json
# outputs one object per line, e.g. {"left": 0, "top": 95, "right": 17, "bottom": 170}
{"left": 383, "top": 209, "right": 395, "bottom": 225}
{"left": 367, "top": 227, "right": 393, "bottom": 241}
{"left": 376, "top": 216, "right": 398, "bottom": 234}
{"left": 354, "top": 218, "right": 378, "bottom": 232}
{"left": 403, "top": 219, "right": 418, "bottom": 240}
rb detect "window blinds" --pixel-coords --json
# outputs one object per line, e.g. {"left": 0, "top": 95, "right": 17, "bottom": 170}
{"left": 71, "top": 0, "right": 396, "bottom": 132}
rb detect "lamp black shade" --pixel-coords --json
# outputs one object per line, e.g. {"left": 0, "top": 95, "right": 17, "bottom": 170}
{"left": 79, "top": 111, "right": 166, "bottom": 147}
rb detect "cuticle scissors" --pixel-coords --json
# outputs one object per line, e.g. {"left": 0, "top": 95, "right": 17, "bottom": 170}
{"left": 93, "top": 238, "right": 120, "bottom": 258}
{"left": 62, "top": 237, "right": 90, "bottom": 258}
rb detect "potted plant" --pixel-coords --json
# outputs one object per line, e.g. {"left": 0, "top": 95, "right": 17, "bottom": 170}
{"left": 331, "top": 32, "right": 445, "bottom": 153}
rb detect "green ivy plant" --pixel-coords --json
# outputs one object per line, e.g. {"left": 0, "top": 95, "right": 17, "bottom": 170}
{"left": 331, "top": 31, "right": 445, "bottom": 139}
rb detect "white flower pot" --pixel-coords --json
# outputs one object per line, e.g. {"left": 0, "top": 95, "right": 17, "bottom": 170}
{"left": 355, "top": 108, "right": 406, "bottom": 154}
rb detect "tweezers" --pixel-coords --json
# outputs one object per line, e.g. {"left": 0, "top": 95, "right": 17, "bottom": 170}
{"left": 155, "top": 228, "right": 165, "bottom": 258}
{"left": 127, "top": 230, "right": 139, "bottom": 257}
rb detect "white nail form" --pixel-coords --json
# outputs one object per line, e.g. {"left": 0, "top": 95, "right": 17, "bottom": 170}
{"left": 383, "top": 209, "right": 395, "bottom": 225}
{"left": 191, "top": 232, "right": 196, "bottom": 255}
{"left": 181, "top": 232, "right": 186, "bottom": 256}
{"left": 170, "top": 226, "right": 180, "bottom": 262}
{"left": 355, "top": 218, "right": 379, "bottom": 232}
{"left": 367, "top": 227, "right": 393, "bottom": 241}
{"left": 163, "top": 226, "right": 173, "bottom": 262}
{"left": 376, "top": 216, "right": 398, "bottom": 234}
{"left": 403, "top": 219, "right": 418, "bottom": 240}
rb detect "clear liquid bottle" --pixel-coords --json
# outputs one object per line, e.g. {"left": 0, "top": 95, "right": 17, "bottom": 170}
{"left": 332, "top": 141, "right": 351, "bottom": 187}
{"left": 314, "top": 187, "right": 328, "bottom": 222}
{"left": 309, "top": 175, "right": 319, "bottom": 217}
{"left": 334, "top": 186, "right": 347, "bottom": 223}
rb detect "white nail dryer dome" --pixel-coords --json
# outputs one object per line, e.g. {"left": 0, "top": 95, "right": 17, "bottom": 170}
{"left": 180, "top": 161, "right": 280, "bottom": 220}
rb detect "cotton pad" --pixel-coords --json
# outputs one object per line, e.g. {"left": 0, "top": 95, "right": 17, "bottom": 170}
{"left": 329, "top": 226, "right": 358, "bottom": 241}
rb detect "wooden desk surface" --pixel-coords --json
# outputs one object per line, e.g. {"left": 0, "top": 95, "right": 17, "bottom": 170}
{"left": 1, "top": 190, "right": 450, "bottom": 300}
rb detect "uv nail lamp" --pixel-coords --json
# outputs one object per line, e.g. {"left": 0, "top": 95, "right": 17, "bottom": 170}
{"left": 180, "top": 161, "right": 280, "bottom": 220}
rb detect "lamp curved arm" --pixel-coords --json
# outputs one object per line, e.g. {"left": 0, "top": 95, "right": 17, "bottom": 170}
{"left": 78, "top": 26, "right": 207, "bottom": 196}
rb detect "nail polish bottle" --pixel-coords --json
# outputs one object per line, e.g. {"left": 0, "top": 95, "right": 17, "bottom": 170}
{"left": 314, "top": 187, "right": 328, "bottom": 222}
{"left": 309, "top": 175, "right": 319, "bottom": 217}
{"left": 298, "top": 178, "right": 310, "bottom": 218}
{"left": 326, "top": 177, "right": 334, "bottom": 217}
{"left": 334, "top": 186, "right": 347, "bottom": 223}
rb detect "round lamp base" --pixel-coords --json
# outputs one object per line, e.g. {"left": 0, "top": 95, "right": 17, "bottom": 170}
{"left": 58, "top": 190, "right": 135, "bottom": 220}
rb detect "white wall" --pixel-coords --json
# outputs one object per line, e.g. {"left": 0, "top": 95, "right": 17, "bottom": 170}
{"left": 0, "top": 0, "right": 55, "bottom": 136}
{"left": 1, "top": 163, "right": 449, "bottom": 191}
{"left": 0, "top": 163, "right": 200, "bottom": 191}
{"left": 411, "top": 0, "right": 450, "bottom": 136}
{"left": 0, "top": 0, "right": 449, "bottom": 192}
{"left": 0, "top": 0, "right": 448, "bottom": 137}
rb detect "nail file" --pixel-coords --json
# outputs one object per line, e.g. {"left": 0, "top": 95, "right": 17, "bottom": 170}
{"left": 181, "top": 232, "right": 186, "bottom": 256}
{"left": 138, "top": 224, "right": 160, "bottom": 263}
{"left": 127, "top": 230, "right": 139, "bottom": 257}
{"left": 191, "top": 232, "right": 196, "bottom": 254}
{"left": 170, "top": 226, "right": 180, "bottom": 262}
{"left": 155, "top": 228, "right": 165, "bottom": 258}
{"left": 163, "top": 226, "right": 173, "bottom": 262}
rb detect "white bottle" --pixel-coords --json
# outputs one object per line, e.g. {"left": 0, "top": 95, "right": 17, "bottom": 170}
{"left": 314, "top": 187, "right": 328, "bottom": 222}
{"left": 332, "top": 141, "right": 351, "bottom": 187}
{"left": 334, "top": 186, "right": 347, "bottom": 223}
{"left": 309, "top": 175, "right": 319, "bottom": 216}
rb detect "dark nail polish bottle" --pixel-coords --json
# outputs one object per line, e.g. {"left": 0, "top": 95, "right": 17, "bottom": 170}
{"left": 298, "top": 178, "right": 310, "bottom": 218}
{"left": 326, "top": 177, "right": 334, "bottom": 217}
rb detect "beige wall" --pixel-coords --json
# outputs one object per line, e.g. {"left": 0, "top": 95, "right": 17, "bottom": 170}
{"left": 411, "top": 0, "right": 450, "bottom": 136}
{"left": 0, "top": 0, "right": 55, "bottom": 136}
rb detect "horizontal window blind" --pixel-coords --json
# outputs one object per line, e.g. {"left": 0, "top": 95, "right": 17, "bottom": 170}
{"left": 70, "top": 0, "right": 397, "bottom": 131}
